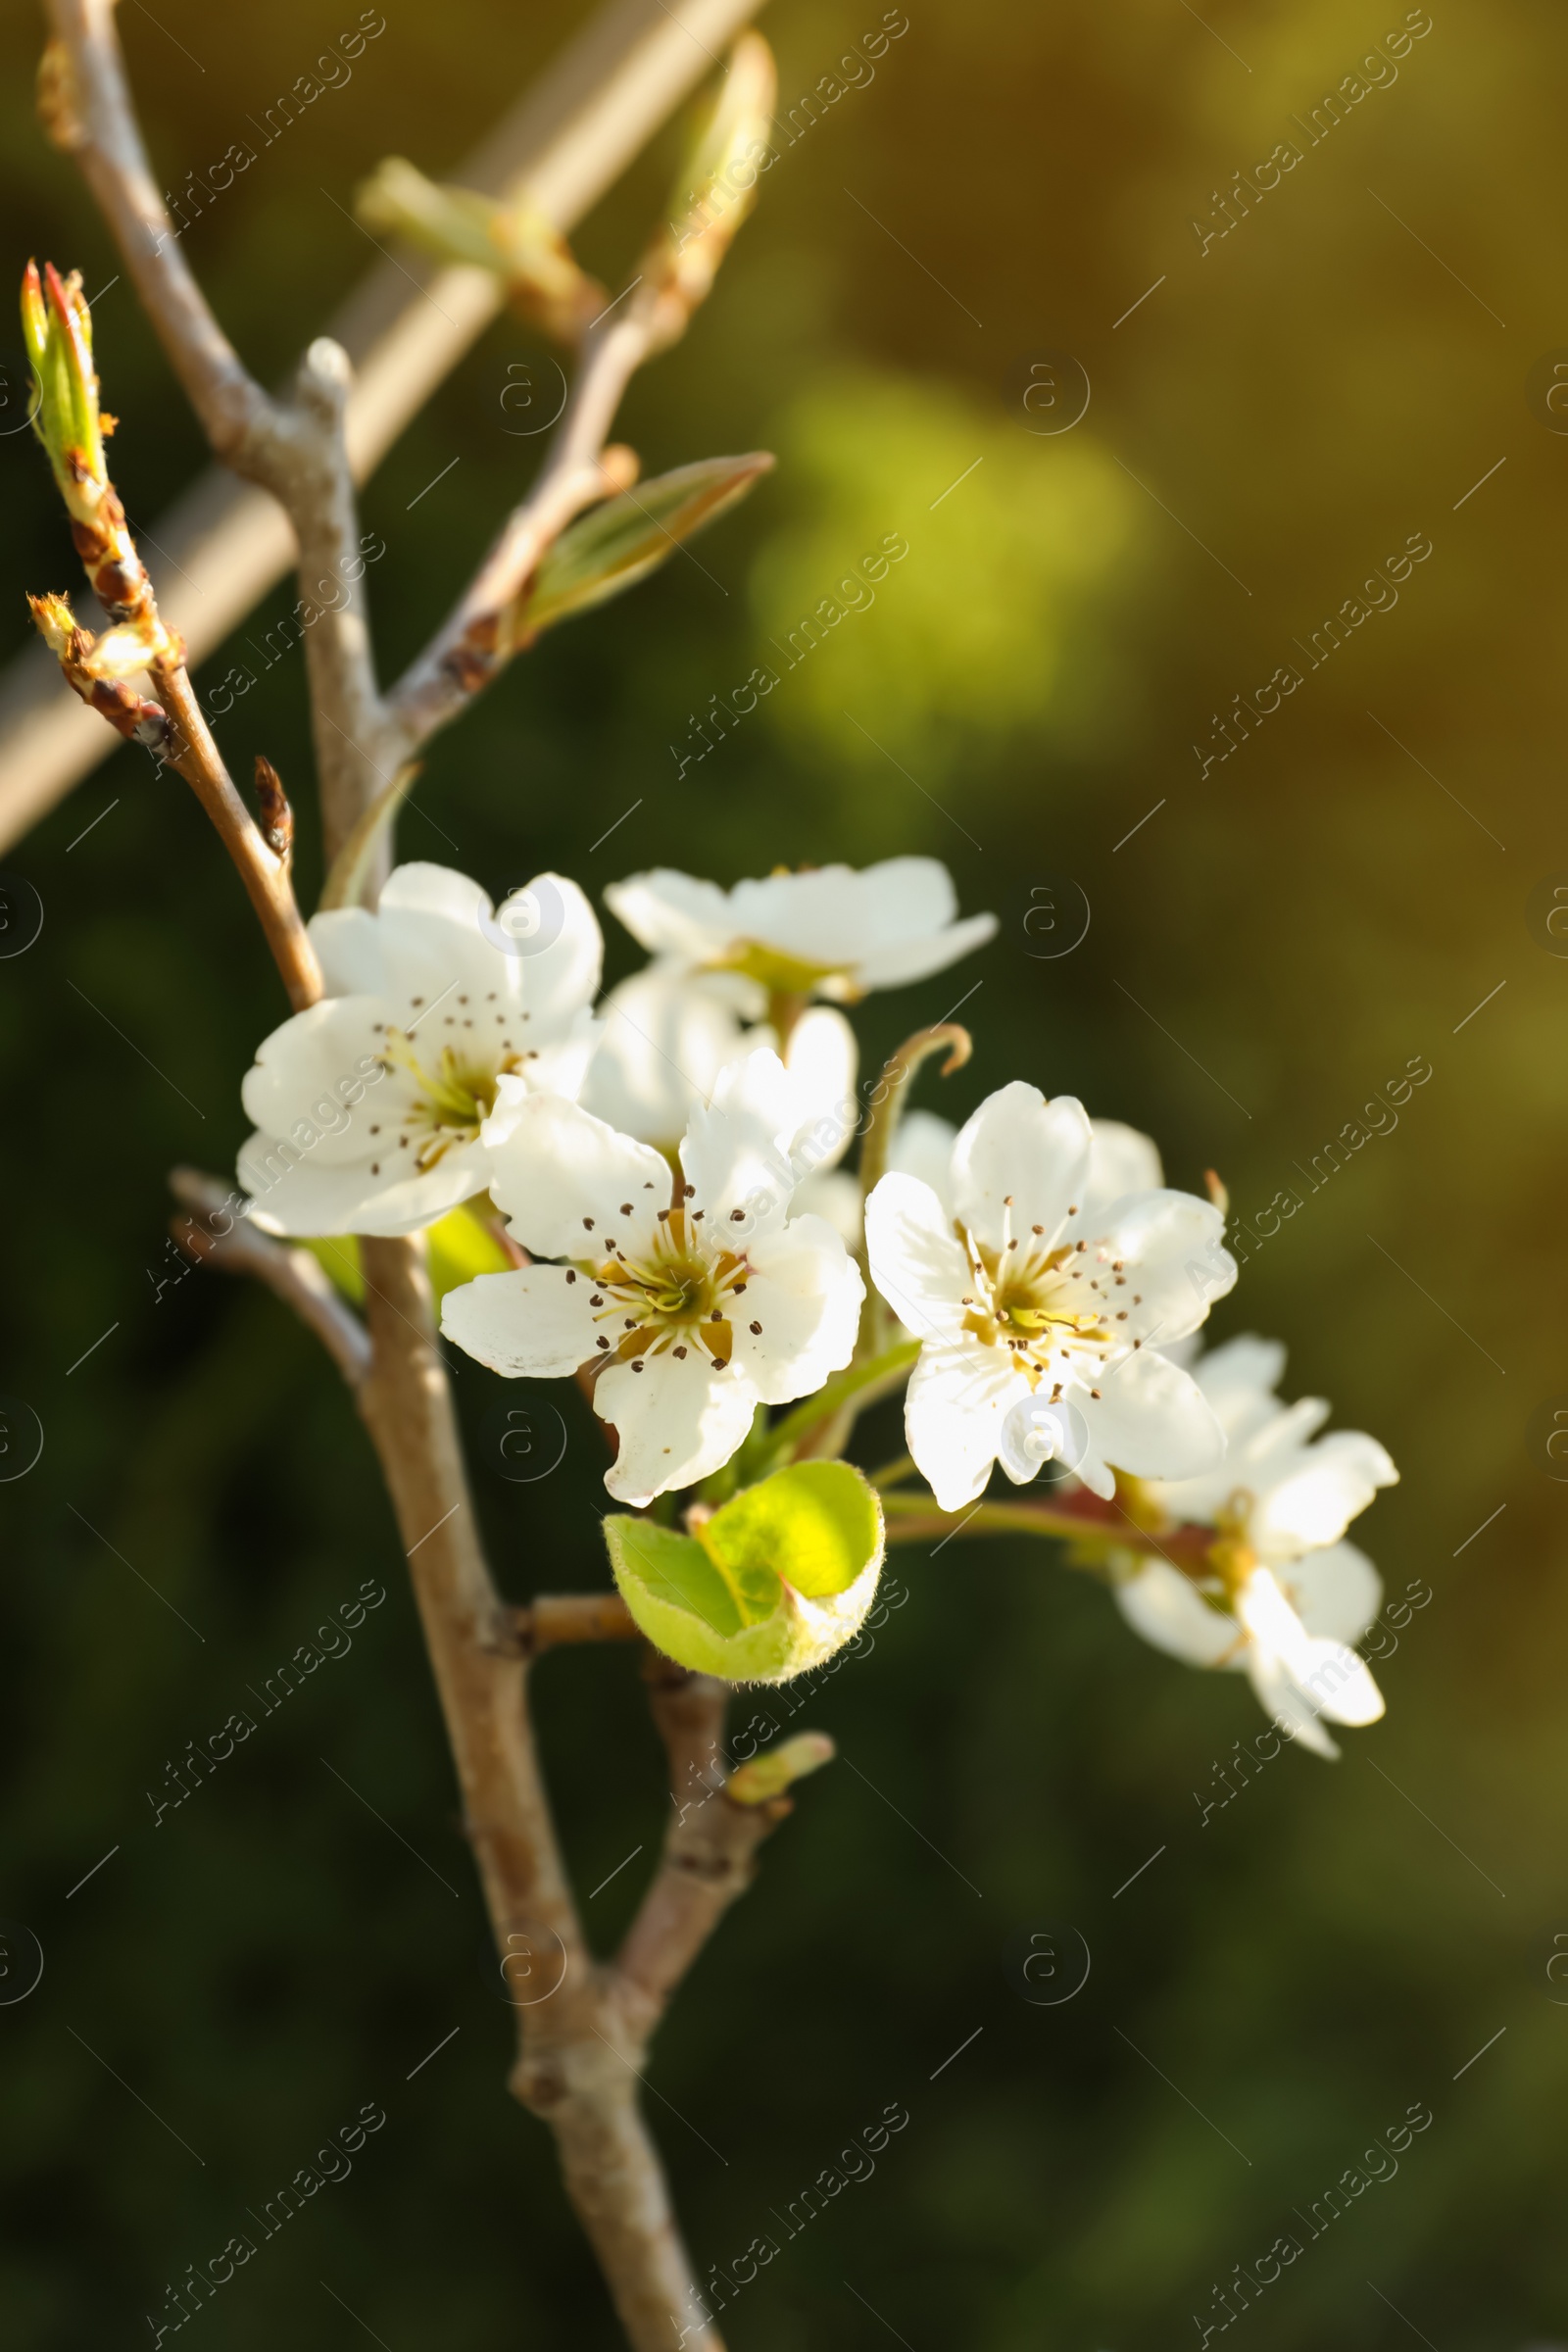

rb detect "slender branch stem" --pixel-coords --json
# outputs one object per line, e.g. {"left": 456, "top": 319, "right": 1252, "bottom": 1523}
{"left": 384, "top": 301, "right": 656, "bottom": 750}
{"left": 880, "top": 1495, "right": 1124, "bottom": 1547}
{"left": 615, "top": 1657, "right": 786, "bottom": 2047}
{"left": 44, "top": 2, "right": 404, "bottom": 874}
{"left": 878, "top": 1485, "right": 1216, "bottom": 1574}
{"left": 152, "top": 663, "right": 323, "bottom": 1008}
{"left": 867, "top": 1451, "right": 917, "bottom": 1490}
{"left": 45, "top": 0, "right": 275, "bottom": 464}
{"left": 168, "top": 1166, "right": 370, "bottom": 1387}
{"left": 515, "top": 1592, "right": 641, "bottom": 1651}
{"left": 285, "top": 340, "right": 407, "bottom": 862}
{"left": 858, "top": 1022, "right": 973, "bottom": 1204}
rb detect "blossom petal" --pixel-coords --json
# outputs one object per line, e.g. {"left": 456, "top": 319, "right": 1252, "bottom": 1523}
{"left": 1301, "top": 1640, "right": 1385, "bottom": 1727}
{"left": 793, "top": 1169, "right": 862, "bottom": 1248}
{"left": 440, "top": 1266, "right": 599, "bottom": 1377}
{"left": 1188, "top": 1332, "right": 1288, "bottom": 1420}
{"left": 679, "top": 1049, "right": 800, "bottom": 1241}
{"left": 373, "top": 865, "right": 602, "bottom": 1050}
{"left": 378, "top": 860, "right": 494, "bottom": 927}
{"left": 864, "top": 1172, "right": 970, "bottom": 1341}
{"left": 1077, "top": 1189, "right": 1237, "bottom": 1345}
{"left": 597, "top": 1354, "right": 758, "bottom": 1505}
{"left": 485, "top": 1092, "right": 672, "bottom": 1259}
{"left": 1279, "top": 1540, "right": 1383, "bottom": 1645}
{"left": 1252, "top": 1431, "right": 1398, "bottom": 1557}
{"left": 604, "top": 869, "right": 737, "bottom": 960}
{"left": 1073, "top": 1347, "right": 1226, "bottom": 1490}
{"left": 729, "top": 865, "right": 866, "bottom": 966}
{"left": 858, "top": 909, "right": 997, "bottom": 990}
{"left": 582, "top": 966, "right": 750, "bottom": 1146}
{"left": 1114, "top": 1560, "right": 1242, "bottom": 1668}
{"left": 857, "top": 854, "right": 957, "bottom": 947}
{"left": 729, "top": 1214, "right": 863, "bottom": 1405}
{"left": 1236, "top": 1566, "right": 1384, "bottom": 1736}
{"left": 241, "top": 997, "right": 396, "bottom": 1165}
{"left": 950, "top": 1083, "right": 1092, "bottom": 1254}
{"left": 783, "top": 1006, "right": 858, "bottom": 1175}
{"left": 889, "top": 1108, "right": 956, "bottom": 1208}
{"left": 1084, "top": 1117, "right": 1163, "bottom": 1210}
{"left": 905, "top": 1340, "right": 1028, "bottom": 1512}
{"left": 1244, "top": 1649, "right": 1344, "bottom": 1758}
{"left": 494, "top": 872, "right": 605, "bottom": 1036}
{"left": 240, "top": 1130, "right": 488, "bottom": 1237}
{"left": 309, "top": 906, "right": 389, "bottom": 997}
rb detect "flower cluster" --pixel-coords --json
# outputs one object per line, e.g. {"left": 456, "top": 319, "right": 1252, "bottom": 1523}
{"left": 235, "top": 854, "right": 1396, "bottom": 1750}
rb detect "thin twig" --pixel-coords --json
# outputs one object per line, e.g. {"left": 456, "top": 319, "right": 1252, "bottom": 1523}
{"left": 382, "top": 289, "right": 652, "bottom": 752}
{"left": 515, "top": 1592, "right": 641, "bottom": 1652}
{"left": 169, "top": 1167, "right": 369, "bottom": 1387}
{"left": 44, "top": 1, "right": 273, "bottom": 464}
{"left": 151, "top": 663, "right": 323, "bottom": 1007}
{"left": 615, "top": 1656, "right": 786, "bottom": 2045}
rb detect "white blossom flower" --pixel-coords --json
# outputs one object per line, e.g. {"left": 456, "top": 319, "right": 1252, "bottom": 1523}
{"left": 1113, "top": 1335, "right": 1396, "bottom": 1756}
{"left": 440, "top": 1050, "right": 864, "bottom": 1506}
{"left": 581, "top": 965, "right": 759, "bottom": 1146}
{"left": 238, "top": 862, "right": 601, "bottom": 1237}
{"left": 583, "top": 965, "right": 854, "bottom": 1152}
{"left": 883, "top": 1109, "right": 1161, "bottom": 1229}
{"left": 865, "top": 1082, "right": 1235, "bottom": 1510}
{"left": 603, "top": 857, "right": 996, "bottom": 1002}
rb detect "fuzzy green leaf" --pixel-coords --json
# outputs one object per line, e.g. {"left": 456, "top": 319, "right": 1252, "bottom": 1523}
{"left": 604, "top": 1459, "right": 883, "bottom": 1684}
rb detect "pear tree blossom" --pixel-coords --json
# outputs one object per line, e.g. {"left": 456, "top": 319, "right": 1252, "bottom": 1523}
{"left": 1110, "top": 1336, "right": 1396, "bottom": 1756}
{"left": 441, "top": 1050, "right": 864, "bottom": 1504}
{"left": 238, "top": 862, "right": 602, "bottom": 1236}
{"left": 604, "top": 855, "right": 998, "bottom": 1001}
{"left": 18, "top": 45, "right": 1431, "bottom": 2330}
{"left": 864, "top": 1082, "right": 1237, "bottom": 1510}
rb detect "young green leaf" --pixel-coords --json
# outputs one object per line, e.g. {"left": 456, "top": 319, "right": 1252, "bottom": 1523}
{"left": 522, "top": 454, "right": 773, "bottom": 637}
{"left": 604, "top": 1459, "right": 884, "bottom": 1683}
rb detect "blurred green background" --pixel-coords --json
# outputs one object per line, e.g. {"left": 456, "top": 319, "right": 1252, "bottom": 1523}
{"left": 0, "top": 0, "right": 1564, "bottom": 2343}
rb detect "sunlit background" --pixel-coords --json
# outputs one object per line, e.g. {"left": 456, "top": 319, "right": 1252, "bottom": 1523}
{"left": 1, "top": 0, "right": 1564, "bottom": 2343}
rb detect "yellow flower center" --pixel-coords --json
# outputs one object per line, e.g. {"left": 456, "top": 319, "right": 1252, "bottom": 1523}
{"left": 579, "top": 1206, "right": 755, "bottom": 1373}
{"left": 382, "top": 1032, "right": 524, "bottom": 1169}
{"left": 956, "top": 1192, "right": 1120, "bottom": 1401}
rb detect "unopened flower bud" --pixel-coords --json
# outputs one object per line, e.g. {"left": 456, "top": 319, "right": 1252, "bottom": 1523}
{"left": 253, "top": 756, "right": 293, "bottom": 862}
{"left": 356, "top": 158, "right": 604, "bottom": 342}
{"left": 648, "top": 34, "right": 778, "bottom": 340}
{"left": 35, "top": 40, "right": 82, "bottom": 154}
{"left": 726, "top": 1733, "right": 835, "bottom": 1806}
{"left": 23, "top": 259, "right": 103, "bottom": 504}
{"left": 26, "top": 591, "right": 168, "bottom": 748}
{"left": 22, "top": 262, "right": 161, "bottom": 630}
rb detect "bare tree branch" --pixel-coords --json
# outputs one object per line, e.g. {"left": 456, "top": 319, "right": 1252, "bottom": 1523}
{"left": 0, "top": 0, "right": 769, "bottom": 856}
